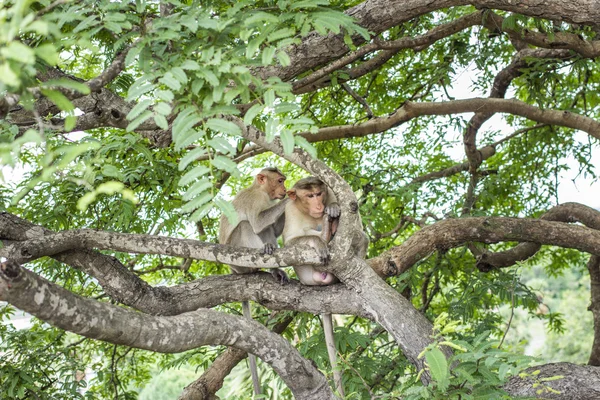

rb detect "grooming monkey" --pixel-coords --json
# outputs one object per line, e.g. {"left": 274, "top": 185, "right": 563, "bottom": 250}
{"left": 218, "top": 167, "right": 289, "bottom": 396}
{"left": 282, "top": 176, "right": 368, "bottom": 396}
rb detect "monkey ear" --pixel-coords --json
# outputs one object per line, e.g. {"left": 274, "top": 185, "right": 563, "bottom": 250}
{"left": 256, "top": 173, "right": 267, "bottom": 184}
{"left": 287, "top": 189, "right": 297, "bottom": 200}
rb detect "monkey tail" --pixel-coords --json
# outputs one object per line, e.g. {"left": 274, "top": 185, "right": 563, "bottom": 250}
{"left": 322, "top": 313, "right": 345, "bottom": 397}
{"left": 242, "top": 301, "right": 262, "bottom": 396}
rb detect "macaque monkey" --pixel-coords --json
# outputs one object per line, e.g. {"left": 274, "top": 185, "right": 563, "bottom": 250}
{"left": 218, "top": 167, "right": 289, "bottom": 396}
{"left": 282, "top": 177, "right": 345, "bottom": 395}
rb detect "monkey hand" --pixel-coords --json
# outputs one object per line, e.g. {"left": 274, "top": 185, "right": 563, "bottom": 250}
{"left": 325, "top": 202, "right": 341, "bottom": 219}
{"left": 262, "top": 243, "right": 276, "bottom": 255}
{"left": 270, "top": 268, "right": 289, "bottom": 284}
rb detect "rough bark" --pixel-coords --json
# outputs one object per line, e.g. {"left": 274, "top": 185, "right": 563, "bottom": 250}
{"left": 588, "top": 256, "right": 600, "bottom": 366}
{"left": 503, "top": 362, "right": 600, "bottom": 399}
{"left": 0, "top": 226, "right": 324, "bottom": 268}
{"left": 0, "top": 212, "right": 368, "bottom": 318}
{"left": 370, "top": 214, "right": 600, "bottom": 277}
{"left": 0, "top": 261, "right": 337, "bottom": 400}
{"left": 179, "top": 315, "right": 294, "bottom": 400}
{"left": 476, "top": 203, "right": 600, "bottom": 270}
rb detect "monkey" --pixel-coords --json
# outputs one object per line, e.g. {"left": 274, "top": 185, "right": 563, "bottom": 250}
{"left": 218, "top": 167, "right": 289, "bottom": 396}
{"left": 281, "top": 176, "right": 347, "bottom": 395}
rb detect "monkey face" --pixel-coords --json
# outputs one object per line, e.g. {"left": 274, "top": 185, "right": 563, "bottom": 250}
{"left": 257, "top": 171, "right": 287, "bottom": 200}
{"left": 291, "top": 188, "right": 326, "bottom": 219}
{"left": 267, "top": 173, "right": 287, "bottom": 200}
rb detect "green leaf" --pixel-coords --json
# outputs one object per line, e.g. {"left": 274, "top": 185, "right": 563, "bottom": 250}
{"left": 126, "top": 99, "right": 153, "bottom": 120}
{"left": 280, "top": 129, "right": 294, "bottom": 155}
{"left": 180, "top": 15, "right": 199, "bottom": 32}
{"left": 178, "top": 147, "right": 207, "bottom": 171}
{"left": 268, "top": 28, "right": 295, "bottom": 42}
{"left": 34, "top": 43, "right": 59, "bottom": 66}
{"left": 102, "top": 164, "right": 124, "bottom": 179}
{"left": 154, "top": 114, "right": 169, "bottom": 130}
{"left": 172, "top": 108, "right": 202, "bottom": 142}
{"left": 276, "top": 51, "right": 291, "bottom": 67}
{"left": 182, "top": 178, "right": 212, "bottom": 201}
{"left": 425, "top": 347, "right": 449, "bottom": 390}
{"left": 1, "top": 41, "right": 35, "bottom": 65}
{"left": 159, "top": 72, "right": 181, "bottom": 91}
{"left": 156, "top": 90, "right": 174, "bottom": 102}
{"left": 154, "top": 102, "right": 172, "bottom": 116}
{"left": 264, "top": 89, "right": 275, "bottom": 107}
{"left": 210, "top": 155, "right": 240, "bottom": 178}
{"left": 207, "top": 137, "right": 235, "bottom": 155}
{"left": 244, "top": 104, "right": 264, "bottom": 126}
{"left": 126, "top": 81, "right": 155, "bottom": 102}
{"left": 175, "top": 129, "right": 205, "bottom": 151}
{"left": 182, "top": 192, "right": 213, "bottom": 213}
{"left": 205, "top": 118, "right": 241, "bottom": 136}
{"left": 274, "top": 102, "right": 300, "bottom": 114}
{"left": 265, "top": 117, "right": 278, "bottom": 142}
{"left": 246, "top": 37, "right": 262, "bottom": 58}
{"left": 181, "top": 60, "right": 200, "bottom": 70}
{"left": 290, "top": 0, "right": 329, "bottom": 9}
{"left": 24, "top": 20, "right": 49, "bottom": 35}
{"left": 198, "top": 68, "right": 219, "bottom": 87}
{"left": 40, "top": 89, "right": 74, "bottom": 112}
{"left": 64, "top": 115, "right": 77, "bottom": 132}
{"left": 171, "top": 67, "right": 188, "bottom": 84}
{"left": 0, "top": 64, "right": 19, "bottom": 87}
{"left": 179, "top": 165, "right": 211, "bottom": 186}
{"left": 74, "top": 15, "right": 99, "bottom": 33}
{"left": 126, "top": 110, "right": 153, "bottom": 132}
{"left": 244, "top": 11, "right": 279, "bottom": 26}
{"left": 261, "top": 46, "right": 276, "bottom": 65}
{"left": 189, "top": 202, "right": 213, "bottom": 221}
{"left": 125, "top": 44, "right": 143, "bottom": 66}
{"left": 215, "top": 197, "right": 239, "bottom": 226}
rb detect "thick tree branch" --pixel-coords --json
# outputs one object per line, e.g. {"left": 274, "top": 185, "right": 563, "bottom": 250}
{"left": 370, "top": 210, "right": 600, "bottom": 277}
{"left": 290, "top": 97, "right": 600, "bottom": 146}
{"left": 0, "top": 261, "right": 337, "bottom": 400}
{"left": 503, "top": 362, "right": 600, "bottom": 399}
{"left": 292, "top": 11, "right": 485, "bottom": 94}
{"left": 483, "top": 10, "right": 600, "bottom": 58}
{"left": 463, "top": 48, "right": 571, "bottom": 174}
{"left": 588, "top": 255, "right": 600, "bottom": 366}
{"left": 256, "top": 0, "right": 600, "bottom": 83}
{"left": 476, "top": 202, "right": 600, "bottom": 270}
{"left": 179, "top": 314, "right": 295, "bottom": 400}
{"left": 0, "top": 212, "right": 368, "bottom": 318}
{"left": 0, "top": 228, "right": 323, "bottom": 268}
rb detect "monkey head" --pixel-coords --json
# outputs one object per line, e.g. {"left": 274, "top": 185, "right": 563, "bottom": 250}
{"left": 256, "top": 167, "right": 287, "bottom": 200}
{"left": 287, "top": 177, "right": 328, "bottom": 219}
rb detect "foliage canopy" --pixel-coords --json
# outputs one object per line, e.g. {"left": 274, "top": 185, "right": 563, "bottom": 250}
{"left": 1, "top": 0, "right": 600, "bottom": 399}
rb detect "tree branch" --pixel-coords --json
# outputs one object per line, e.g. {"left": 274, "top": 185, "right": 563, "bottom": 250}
{"left": 0, "top": 228, "right": 324, "bottom": 268}
{"left": 369, "top": 207, "right": 600, "bottom": 277}
{"left": 0, "top": 213, "right": 369, "bottom": 318}
{"left": 179, "top": 313, "right": 295, "bottom": 400}
{"left": 0, "top": 261, "right": 337, "bottom": 400}
{"left": 476, "top": 202, "right": 600, "bottom": 270}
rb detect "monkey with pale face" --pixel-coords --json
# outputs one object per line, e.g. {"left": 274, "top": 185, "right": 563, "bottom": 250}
{"left": 282, "top": 176, "right": 341, "bottom": 285}
{"left": 282, "top": 176, "right": 369, "bottom": 397}
{"left": 218, "top": 167, "right": 289, "bottom": 396}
